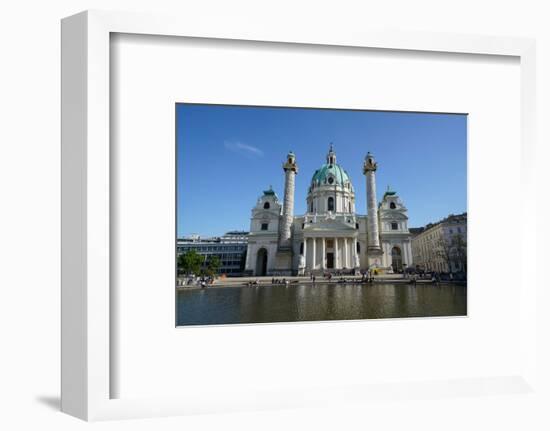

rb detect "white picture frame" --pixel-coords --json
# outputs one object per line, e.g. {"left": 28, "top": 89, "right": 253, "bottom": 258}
{"left": 61, "top": 9, "right": 538, "bottom": 421}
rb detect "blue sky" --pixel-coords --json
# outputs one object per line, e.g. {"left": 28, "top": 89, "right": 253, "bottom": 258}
{"left": 177, "top": 104, "right": 467, "bottom": 237}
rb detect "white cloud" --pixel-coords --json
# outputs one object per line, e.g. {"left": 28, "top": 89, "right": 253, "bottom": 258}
{"left": 224, "top": 141, "right": 264, "bottom": 158}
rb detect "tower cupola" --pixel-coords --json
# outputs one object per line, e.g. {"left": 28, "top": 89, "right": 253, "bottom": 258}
{"left": 326, "top": 143, "right": 337, "bottom": 165}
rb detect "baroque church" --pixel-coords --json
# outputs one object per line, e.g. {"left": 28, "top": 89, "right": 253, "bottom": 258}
{"left": 244, "top": 146, "right": 413, "bottom": 276}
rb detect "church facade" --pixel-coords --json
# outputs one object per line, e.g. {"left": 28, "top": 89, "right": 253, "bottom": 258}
{"left": 244, "top": 147, "right": 413, "bottom": 276}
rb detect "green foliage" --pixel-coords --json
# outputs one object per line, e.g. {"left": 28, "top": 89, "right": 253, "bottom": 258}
{"left": 205, "top": 255, "right": 221, "bottom": 277}
{"left": 436, "top": 234, "right": 467, "bottom": 273}
{"left": 451, "top": 234, "right": 467, "bottom": 273}
{"left": 177, "top": 250, "right": 203, "bottom": 275}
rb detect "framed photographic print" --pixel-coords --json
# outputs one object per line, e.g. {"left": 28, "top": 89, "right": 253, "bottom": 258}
{"left": 175, "top": 103, "right": 467, "bottom": 326}
{"left": 62, "top": 10, "right": 538, "bottom": 421}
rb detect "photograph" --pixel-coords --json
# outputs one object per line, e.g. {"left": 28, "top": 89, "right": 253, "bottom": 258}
{"left": 176, "top": 103, "right": 467, "bottom": 326}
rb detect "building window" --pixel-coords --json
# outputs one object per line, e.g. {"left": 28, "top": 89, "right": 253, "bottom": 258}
{"left": 391, "top": 222, "right": 398, "bottom": 230}
{"left": 261, "top": 223, "right": 268, "bottom": 231}
{"left": 300, "top": 242, "right": 304, "bottom": 255}
{"left": 390, "top": 202, "right": 396, "bottom": 209}
{"left": 449, "top": 229, "right": 453, "bottom": 234}
{"left": 328, "top": 176, "right": 334, "bottom": 185}
{"left": 302, "top": 223, "right": 305, "bottom": 229}
{"left": 348, "top": 202, "right": 352, "bottom": 212}
{"left": 355, "top": 223, "right": 359, "bottom": 229}
{"left": 357, "top": 242, "right": 361, "bottom": 253}
{"left": 457, "top": 227, "right": 462, "bottom": 233}
{"left": 310, "top": 201, "right": 313, "bottom": 213}
{"left": 263, "top": 202, "right": 270, "bottom": 209}
{"left": 328, "top": 196, "right": 334, "bottom": 211}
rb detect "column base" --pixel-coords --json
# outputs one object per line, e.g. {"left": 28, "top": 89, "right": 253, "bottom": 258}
{"left": 273, "top": 249, "right": 293, "bottom": 276}
{"left": 367, "top": 247, "right": 384, "bottom": 267}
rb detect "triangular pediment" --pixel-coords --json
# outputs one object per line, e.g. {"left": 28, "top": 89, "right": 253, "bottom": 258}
{"left": 379, "top": 211, "right": 408, "bottom": 221}
{"left": 252, "top": 208, "right": 281, "bottom": 218}
{"left": 303, "top": 217, "right": 356, "bottom": 232}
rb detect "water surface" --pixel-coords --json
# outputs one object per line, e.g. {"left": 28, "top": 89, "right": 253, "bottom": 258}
{"left": 176, "top": 282, "right": 467, "bottom": 326}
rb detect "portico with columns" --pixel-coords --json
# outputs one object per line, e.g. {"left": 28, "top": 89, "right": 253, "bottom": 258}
{"left": 245, "top": 146, "right": 413, "bottom": 276}
{"left": 301, "top": 234, "right": 359, "bottom": 271}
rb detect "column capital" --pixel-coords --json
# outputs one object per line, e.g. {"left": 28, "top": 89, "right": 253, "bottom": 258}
{"left": 363, "top": 152, "right": 378, "bottom": 174}
{"left": 283, "top": 151, "right": 299, "bottom": 173}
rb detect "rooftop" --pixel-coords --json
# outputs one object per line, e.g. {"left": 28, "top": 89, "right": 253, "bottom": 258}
{"left": 310, "top": 145, "right": 354, "bottom": 190}
{"left": 382, "top": 185, "right": 397, "bottom": 200}
{"left": 178, "top": 231, "right": 249, "bottom": 244}
{"left": 411, "top": 212, "right": 467, "bottom": 234}
{"left": 263, "top": 185, "right": 276, "bottom": 196}
{"left": 311, "top": 163, "right": 352, "bottom": 188}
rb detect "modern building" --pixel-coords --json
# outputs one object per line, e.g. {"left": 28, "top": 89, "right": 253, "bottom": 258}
{"left": 177, "top": 231, "right": 248, "bottom": 276}
{"left": 411, "top": 213, "right": 467, "bottom": 274}
{"left": 245, "top": 146, "right": 413, "bottom": 276}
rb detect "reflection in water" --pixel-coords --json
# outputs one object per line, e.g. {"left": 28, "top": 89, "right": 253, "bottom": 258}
{"left": 176, "top": 283, "right": 466, "bottom": 326}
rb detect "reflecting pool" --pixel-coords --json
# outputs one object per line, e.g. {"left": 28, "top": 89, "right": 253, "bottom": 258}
{"left": 176, "top": 282, "right": 467, "bottom": 326}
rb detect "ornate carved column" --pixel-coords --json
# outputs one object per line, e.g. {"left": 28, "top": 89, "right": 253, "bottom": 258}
{"left": 321, "top": 237, "right": 326, "bottom": 270}
{"left": 363, "top": 152, "right": 383, "bottom": 266}
{"left": 311, "top": 237, "right": 316, "bottom": 270}
{"left": 303, "top": 238, "right": 307, "bottom": 268}
{"left": 334, "top": 237, "right": 339, "bottom": 269}
{"left": 344, "top": 237, "right": 348, "bottom": 268}
{"left": 280, "top": 152, "right": 298, "bottom": 249}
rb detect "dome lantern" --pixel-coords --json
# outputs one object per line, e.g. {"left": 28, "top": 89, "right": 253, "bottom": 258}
{"left": 326, "top": 143, "right": 337, "bottom": 165}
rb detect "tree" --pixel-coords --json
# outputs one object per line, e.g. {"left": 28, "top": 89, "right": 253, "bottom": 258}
{"left": 435, "top": 233, "right": 467, "bottom": 274}
{"left": 435, "top": 236, "right": 453, "bottom": 273}
{"left": 205, "top": 255, "right": 221, "bottom": 277}
{"left": 450, "top": 234, "right": 467, "bottom": 274}
{"left": 177, "top": 250, "right": 203, "bottom": 275}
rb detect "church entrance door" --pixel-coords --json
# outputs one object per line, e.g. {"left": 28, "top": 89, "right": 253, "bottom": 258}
{"left": 391, "top": 246, "right": 402, "bottom": 273}
{"left": 326, "top": 252, "right": 334, "bottom": 269}
{"left": 255, "top": 248, "right": 268, "bottom": 276}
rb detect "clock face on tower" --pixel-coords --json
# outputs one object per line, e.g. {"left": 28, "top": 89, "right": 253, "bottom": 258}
{"left": 328, "top": 177, "right": 334, "bottom": 184}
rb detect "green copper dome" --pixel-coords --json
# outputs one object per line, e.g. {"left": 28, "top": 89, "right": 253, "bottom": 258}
{"left": 311, "top": 163, "right": 352, "bottom": 188}
{"left": 383, "top": 185, "right": 396, "bottom": 199}
{"left": 310, "top": 145, "right": 354, "bottom": 190}
{"left": 263, "top": 185, "right": 277, "bottom": 196}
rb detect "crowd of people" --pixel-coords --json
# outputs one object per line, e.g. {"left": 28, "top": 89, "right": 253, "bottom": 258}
{"left": 181, "top": 269, "right": 451, "bottom": 290}
{"left": 407, "top": 271, "right": 442, "bottom": 285}
{"left": 177, "top": 275, "right": 215, "bottom": 288}
{"left": 270, "top": 278, "right": 292, "bottom": 285}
